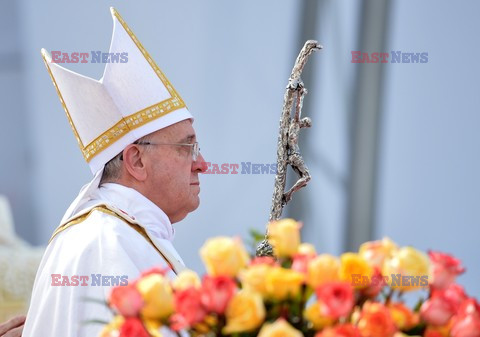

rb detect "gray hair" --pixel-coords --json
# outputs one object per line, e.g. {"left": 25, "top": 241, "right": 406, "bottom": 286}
{"left": 100, "top": 134, "right": 154, "bottom": 185}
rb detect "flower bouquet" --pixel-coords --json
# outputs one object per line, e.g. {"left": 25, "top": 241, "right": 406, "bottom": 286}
{"left": 100, "top": 219, "right": 478, "bottom": 337}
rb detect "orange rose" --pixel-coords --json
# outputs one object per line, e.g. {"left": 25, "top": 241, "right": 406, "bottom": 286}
{"left": 388, "top": 302, "right": 419, "bottom": 330}
{"left": 357, "top": 302, "right": 397, "bottom": 337}
{"left": 339, "top": 253, "right": 373, "bottom": 288}
{"left": 315, "top": 323, "right": 361, "bottom": 337}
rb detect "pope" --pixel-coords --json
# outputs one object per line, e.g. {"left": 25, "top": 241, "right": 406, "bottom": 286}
{"left": 6, "top": 7, "right": 208, "bottom": 337}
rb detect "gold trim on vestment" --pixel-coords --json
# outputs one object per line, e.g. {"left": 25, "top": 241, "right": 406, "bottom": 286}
{"left": 49, "top": 205, "right": 177, "bottom": 274}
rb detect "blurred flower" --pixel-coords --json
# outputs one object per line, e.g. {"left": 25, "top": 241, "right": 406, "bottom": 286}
{"left": 298, "top": 243, "right": 317, "bottom": 256}
{"left": 357, "top": 302, "right": 397, "bottom": 337}
{"left": 388, "top": 302, "right": 419, "bottom": 330}
{"left": 315, "top": 281, "right": 354, "bottom": 319}
{"left": 200, "top": 275, "right": 237, "bottom": 314}
{"left": 223, "top": 290, "right": 266, "bottom": 334}
{"left": 359, "top": 237, "right": 399, "bottom": 269}
{"left": 383, "top": 247, "right": 429, "bottom": 291}
{"left": 240, "top": 263, "right": 274, "bottom": 297}
{"left": 99, "top": 315, "right": 124, "bottom": 337}
{"left": 451, "top": 298, "right": 480, "bottom": 337}
{"left": 315, "top": 324, "right": 361, "bottom": 337}
{"left": 250, "top": 256, "right": 278, "bottom": 266}
{"left": 257, "top": 318, "right": 303, "bottom": 337}
{"left": 361, "top": 267, "right": 386, "bottom": 298}
{"left": 340, "top": 253, "right": 373, "bottom": 288}
{"left": 119, "top": 317, "right": 150, "bottom": 337}
{"left": 136, "top": 274, "right": 174, "bottom": 320}
{"left": 109, "top": 283, "right": 144, "bottom": 317}
{"left": 268, "top": 218, "right": 301, "bottom": 258}
{"left": 429, "top": 251, "right": 466, "bottom": 290}
{"left": 292, "top": 252, "right": 316, "bottom": 275}
{"left": 171, "top": 269, "right": 201, "bottom": 291}
{"left": 421, "top": 285, "right": 464, "bottom": 326}
{"left": 265, "top": 267, "right": 304, "bottom": 300}
{"left": 304, "top": 302, "right": 335, "bottom": 330}
{"left": 171, "top": 287, "right": 206, "bottom": 330}
{"left": 140, "top": 266, "right": 169, "bottom": 277}
{"left": 200, "top": 237, "right": 249, "bottom": 277}
{"left": 306, "top": 254, "right": 340, "bottom": 289}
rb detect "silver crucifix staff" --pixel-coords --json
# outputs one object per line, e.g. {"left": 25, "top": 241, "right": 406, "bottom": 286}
{"left": 256, "top": 40, "right": 322, "bottom": 257}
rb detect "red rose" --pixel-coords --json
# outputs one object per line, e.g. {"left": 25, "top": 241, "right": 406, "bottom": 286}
{"left": 119, "top": 317, "right": 150, "bottom": 337}
{"left": 357, "top": 302, "right": 397, "bottom": 337}
{"left": 315, "top": 323, "right": 361, "bottom": 337}
{"left": 428, "top": 251, "right": 465, "bottom": 290}
{"left": 200, "top": 275, "right": 237, "bottom": 314}
{"left": 315, "top": 282, "right": 354, "bottom": 319}
{"left": 109, "top": 283, "right": 144, "bottom": 317}
{"left": 171, "top": 287, "right": 207, "bottom": 330}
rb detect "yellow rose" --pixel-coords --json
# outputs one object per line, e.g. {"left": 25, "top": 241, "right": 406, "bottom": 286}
{"left": 268, "top": 218, "right": 301, "bottom": 258}
{"left": 99, "top": 315, "right": 124, "bottom": 337}
{"left": 339, "top": 252, "right": 373, "bottom": 287}
{"left": 200, "top": 237, "right": 249, "bottom": 277}
{"left": 298, "top": 243, "right": 317, "bottom": 256}
{"left": 306, "top": 254, "right": 340, "bottom": 289}
{"left": 240, "top": 263, "right": 273, "bottom": 296}
{"left": 257, "top": 319, "right": 303, "bottom": 337}
{"left": 136, "top": 274, "right": 174, "bottom": 320}
{"left": 223, "top": 290, "right": 266, "bottom": 334}
{"left": 359, "top": 237, "right": 399, "bottom": 268}
{"left": 304, "top": 302, "right": 335, "bottom": 330}
{"left": 171, "top": 269, "right": 201, "bottom": 291}
{"left": 382, "top": 247, "right": 429, "bottom": 291}
{"left": 265, "top": 267, "right": 304, "bottom": 300}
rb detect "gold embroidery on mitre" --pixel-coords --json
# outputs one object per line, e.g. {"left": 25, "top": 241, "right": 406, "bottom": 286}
{"left": 43, "top": 9, "right": 188, "bottom": 163}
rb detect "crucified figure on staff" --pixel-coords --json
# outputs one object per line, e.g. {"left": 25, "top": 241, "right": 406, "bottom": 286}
{"left": 256, "top": 40, "right": 322, "bottom": 257}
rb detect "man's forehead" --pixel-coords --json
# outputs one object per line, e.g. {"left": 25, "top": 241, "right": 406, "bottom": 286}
{"left": 148, "top": 119, "right": 196, "bottom": 140}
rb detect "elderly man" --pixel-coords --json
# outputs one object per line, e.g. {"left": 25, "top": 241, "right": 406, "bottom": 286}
{"left": 1, "top": 8, "right": 207, "bottom": 337}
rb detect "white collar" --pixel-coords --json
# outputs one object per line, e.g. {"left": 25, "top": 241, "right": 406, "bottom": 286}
{"left": 91, "top": 183, "right": 175, "bottom": 242}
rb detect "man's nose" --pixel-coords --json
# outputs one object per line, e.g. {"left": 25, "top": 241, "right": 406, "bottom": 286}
{"left": 192, "top": 152, "right": 208, "bottom": 173}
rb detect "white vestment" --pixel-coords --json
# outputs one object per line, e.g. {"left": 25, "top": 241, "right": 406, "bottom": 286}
{"left": 23, "top": 183, "right": 186, "bottom": 336}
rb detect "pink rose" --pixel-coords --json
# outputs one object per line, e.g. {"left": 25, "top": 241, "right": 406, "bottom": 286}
{"left": 451, "top": 314, "right": 480, "bottom": 337}
{"left": 315, "top": 282, "right": 354, "bottom": 319}
{"left": 420, "top": 290, "right": 457, "bottom": 326}
{"left": 250, "top": 256, "right": 278, "bottom": 266}
{"left": 140, "top": 266, "right": 169, "bottom": 277}
{"left": 291, "top": 253, "right": 315, "bottom": 274}
{"left": 119, "top": 317, "right": 150, "bottom": 337}
{"left": 171, "top": 287, "right": 207, "bottom": 330}
{"left": 109, "top": 283, "right": 144, "bottom": 317}
{"left": 428, "top": 251, "right": 465, "bottom": 290}
{"left": 200, "top": 275, "right": 237, "bottom": 314}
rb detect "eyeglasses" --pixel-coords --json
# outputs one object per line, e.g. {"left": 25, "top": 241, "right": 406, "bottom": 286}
{"left": 135, "top": 141, "right": 201, "bottom": 161}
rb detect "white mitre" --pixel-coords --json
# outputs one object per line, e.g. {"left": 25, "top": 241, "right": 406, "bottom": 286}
{"left": 41, "top": 8, "right": 193, "bottom": 222}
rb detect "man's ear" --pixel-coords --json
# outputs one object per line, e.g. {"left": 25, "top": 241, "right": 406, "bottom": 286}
{"left": 122, "top": 144, "right": 148, "bottom": 181}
